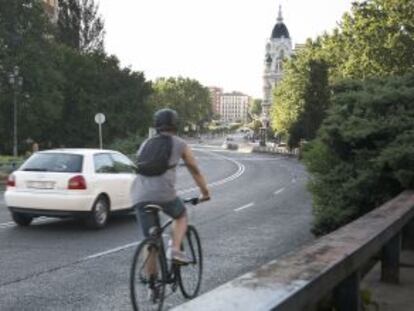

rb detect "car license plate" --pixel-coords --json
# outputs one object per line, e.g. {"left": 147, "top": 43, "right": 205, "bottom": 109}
{"left": 27, "top": 181, "right": 55, "bottom": 189}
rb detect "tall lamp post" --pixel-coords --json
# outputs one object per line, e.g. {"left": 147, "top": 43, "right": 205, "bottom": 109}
{"left": 9, "top": 66, "right": 23, "bottom": 157}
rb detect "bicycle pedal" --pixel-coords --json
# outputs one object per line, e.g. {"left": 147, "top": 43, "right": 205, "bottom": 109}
{"left": 171, "top": 283, "right": 178, "bottom": 292}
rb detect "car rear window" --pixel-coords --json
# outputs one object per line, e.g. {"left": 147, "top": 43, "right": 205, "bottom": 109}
{"left": 21, "top": 153, "right": 83, "bottom": 173}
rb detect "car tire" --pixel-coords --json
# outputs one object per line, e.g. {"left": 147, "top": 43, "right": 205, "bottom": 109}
{"left": 86, "top": 196, "right": 109, "bottom": 229}
{"left": 12, "top": 212, "right": 33, "bottom": 226}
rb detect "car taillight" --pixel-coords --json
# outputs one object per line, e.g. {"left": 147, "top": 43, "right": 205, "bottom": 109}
{"left": 7, "top": 174, "right": 16, "bottom": 188}
{"left": 68, "top": 175, "right": 87, "bottom": 190}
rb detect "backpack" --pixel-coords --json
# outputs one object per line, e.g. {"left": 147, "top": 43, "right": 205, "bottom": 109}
{"left": 136, "top": 134, "right": 175, "bottom": 176}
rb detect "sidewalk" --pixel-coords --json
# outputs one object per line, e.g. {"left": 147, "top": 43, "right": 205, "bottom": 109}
{"left": 362, "top": 250, "right": 414, "bottom": 310}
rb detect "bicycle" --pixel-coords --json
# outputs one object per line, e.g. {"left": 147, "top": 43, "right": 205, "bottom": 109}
{"left": 130, "top": 197, "right": 204, "bottom": 311}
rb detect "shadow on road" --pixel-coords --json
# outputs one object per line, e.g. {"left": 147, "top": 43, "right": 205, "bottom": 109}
{"left": 7, "top": 213, "right": 137, "bottom": 233}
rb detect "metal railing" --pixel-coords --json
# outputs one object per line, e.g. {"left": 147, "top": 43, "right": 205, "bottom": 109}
{"left": 173, "top": 191, "right": 414, "bottom": 311}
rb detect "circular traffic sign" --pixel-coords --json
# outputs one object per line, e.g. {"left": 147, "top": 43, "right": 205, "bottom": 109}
{"left": 94, "top": 113, "right": 106, "bottom": 124}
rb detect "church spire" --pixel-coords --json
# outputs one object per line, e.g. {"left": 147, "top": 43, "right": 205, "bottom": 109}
{"left": 277, "top": 5, "right": 283, "bottom": 23}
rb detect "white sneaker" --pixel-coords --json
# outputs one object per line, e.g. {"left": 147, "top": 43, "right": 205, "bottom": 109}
{"left": 169, "top": 249, "right": 191, "bottom": 265}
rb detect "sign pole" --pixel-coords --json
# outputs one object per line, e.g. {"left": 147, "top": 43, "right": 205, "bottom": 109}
{"left": 99, "top": 123, "right": 103, "bottom": 149}
{"left": 94, "top": 113, "right": 106, "bottom": 149}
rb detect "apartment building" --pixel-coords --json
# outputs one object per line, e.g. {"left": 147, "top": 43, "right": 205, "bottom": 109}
{"left": 219, "top": 92, "right": 250, "bottom": 123}
{"left": 208, "top": 87, "right": 223, "bottom": 114}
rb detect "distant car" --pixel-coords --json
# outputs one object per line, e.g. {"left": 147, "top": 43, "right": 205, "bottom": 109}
{"left": 5, "top": 149, "right": 138, "bottom": 229}
{"left": 222, "top": 136, "right": 239, "bottom": 150}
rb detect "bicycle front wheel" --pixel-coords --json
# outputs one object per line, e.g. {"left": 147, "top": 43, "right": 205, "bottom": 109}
{"left": 178, "top": 225, "right": 203, "bottom": 298}
{"left": 130, "top": 238, "right": 167, "bottom": 311}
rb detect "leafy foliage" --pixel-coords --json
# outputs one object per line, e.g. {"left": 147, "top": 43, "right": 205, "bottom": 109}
{"left": 250, "top": 99, "right": 262, "bottom": 117}
{"left": 149, "top": 77, "right": 212, "bottom": 132}
{"left": 337, "top": 0, "right": 414, "bottom": 79}
{"left": 269, "top": 0, "right": 414, "bottom": 234}
{"left": 56, "top": 0, "right": 104, "bottom": 53}
{"left": 55, "top": 48, "right": 152, "bottom": 148}
{"left": 304, "top": 74, "right": 414, "bottom": 235}
{"left": 107, "top": 135, "right": 146, "bottom": 156}
{"left": 271, "top": 53, "right": 330, "bottom": 146}
{"left": 0, "top": 0, "right": 152, "bottom": 154}
{"left": 271, "top": 0, "right": 414, "bottom": 146}
{"left": 0, "top": 0, "right": 61, "bottom": 153}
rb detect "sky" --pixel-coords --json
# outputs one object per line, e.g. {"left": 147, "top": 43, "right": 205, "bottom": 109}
{"left": 96, "top": 0, "right": 354, "bottom": 98}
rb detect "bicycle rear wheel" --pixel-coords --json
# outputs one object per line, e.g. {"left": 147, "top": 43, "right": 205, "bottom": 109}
{"left": 178, "top": 225, "right": 203, "bottom": 298}
{"left": 130, "top": 238, "right": 167, "bottom": 311}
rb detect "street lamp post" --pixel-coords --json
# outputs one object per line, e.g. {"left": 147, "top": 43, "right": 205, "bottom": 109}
{"left": 9, "top": 66, "right": 23, "bottom": 157}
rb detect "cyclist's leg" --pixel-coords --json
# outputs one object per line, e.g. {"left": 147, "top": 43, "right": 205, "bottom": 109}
{"left": 162, "top": 197, "right": 188, "bottom": 259}
{"left": 135, "top": 203, "right": 159, "bottom": 277}
{"left": 172, "top": 212, "right": 187, "bottom": 251}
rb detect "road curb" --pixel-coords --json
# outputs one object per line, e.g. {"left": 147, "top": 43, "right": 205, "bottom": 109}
{"left": 252, "top": 145, "right": 299, "bottom": 157}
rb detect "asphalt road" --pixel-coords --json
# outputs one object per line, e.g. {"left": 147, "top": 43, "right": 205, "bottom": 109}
{"left": 0, "top": 145, "right": 313, "bottom": 310}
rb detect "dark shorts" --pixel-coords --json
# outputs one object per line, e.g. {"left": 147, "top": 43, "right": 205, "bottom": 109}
{"left": 135, "top": 197, "right": 186, "bottom": 237}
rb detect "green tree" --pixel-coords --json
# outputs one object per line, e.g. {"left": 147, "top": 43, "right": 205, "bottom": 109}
{"left": 57, "top": 0, "right": 104, "bottom": 53}
{"left": 270, "top": 45, "right": 310, "bottom": 141}
{"left": 269, "top": 0, "right": 414, "bottom": 236}
{"left": 248, "top": 119, "right": 262, "bottom": 136}
{"left": 337, "top": 0, "right": 414, "bottom": 79}
{"left": 149, "top": 77, "right": 212, "bottom": 132}
{"left": 0, "top": 0, "right": 152, "bottom": 153}
{"left": 250, "top": 99, "right": 262, "bottom": 116}
{"left": 0, "top": 0, "right": 63, "bottom": 154}
{"left": 55, "top": 48, "right": 152, "bottom": 148}
{"left": 304, "top": 73, "right": 414, "bottom": 235}
{"left": 271, "top": 0, "right": 414, "bottom": 147}
{"left": 287, "top": 59, "right": 330, "bottom": 147}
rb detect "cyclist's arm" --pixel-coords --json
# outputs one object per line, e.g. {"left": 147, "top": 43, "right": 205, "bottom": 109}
{"left": 182, "top": 146, "right": 210, "bottom": 200}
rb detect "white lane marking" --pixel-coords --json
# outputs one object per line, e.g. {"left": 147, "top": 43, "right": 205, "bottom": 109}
{"left": 191, "top": 148, "right": 230, "bottom": 153}
{"left": 237, "top": 158, "right": 282, "bottom": 161}
{"left": 84, "top": 241, "right": 140, "bottom": 260}
{"left": 0, "top": 221, "right": 15, "bottom": 229}
{"left": 234, "top": 202, "right": 254, "bottom": 212}
{"left": 178, "top": 149, "right": 245, "bottom": 195}
{"left": 274, "top": 188, "right": 285, "bottom": 195}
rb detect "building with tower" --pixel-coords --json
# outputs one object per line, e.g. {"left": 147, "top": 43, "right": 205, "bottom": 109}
{"left": 262, "top": 5, "right": 292, "bottom": 126}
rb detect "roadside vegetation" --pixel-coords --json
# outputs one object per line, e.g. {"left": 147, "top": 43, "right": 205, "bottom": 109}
{"left": 304, "top": 74, "right": 414, "bottom": 235}
{"left": 270, "top": 0, "right": 414, "bottom": 234}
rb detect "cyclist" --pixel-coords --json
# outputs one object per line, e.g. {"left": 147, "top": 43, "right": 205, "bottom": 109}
{"left": 134, "top": 108, "right": 210, "bottom": 264}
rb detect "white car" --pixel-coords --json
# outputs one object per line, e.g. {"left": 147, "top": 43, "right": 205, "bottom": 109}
{"left": 5, "top": 149, "right": 138, "bottom": 229}
{"left": 222, "top": 136, "right": 239, "bottom": 150}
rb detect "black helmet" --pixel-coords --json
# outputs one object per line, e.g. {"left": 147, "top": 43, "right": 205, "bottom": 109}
{"left": 153, "top": 108, "right": 179, "bottom": 132}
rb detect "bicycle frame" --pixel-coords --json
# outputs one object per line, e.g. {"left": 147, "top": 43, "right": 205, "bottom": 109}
{"left": 147, "top": 212, "right": 180, "bottom": 288}
{"left": 130, "top": 197, "right": 204, "bottom": 310}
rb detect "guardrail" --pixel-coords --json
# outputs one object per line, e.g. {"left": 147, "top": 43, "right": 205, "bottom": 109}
{"left": 173, "top": 191, "right": 414, "bottom": 311}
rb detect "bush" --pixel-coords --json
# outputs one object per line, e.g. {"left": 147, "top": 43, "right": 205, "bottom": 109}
{"left": 107, "top": 135, "right": 146, "bottom": 157}
{"left": 303, "top": 73, "right": 414, "bottom": 235}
